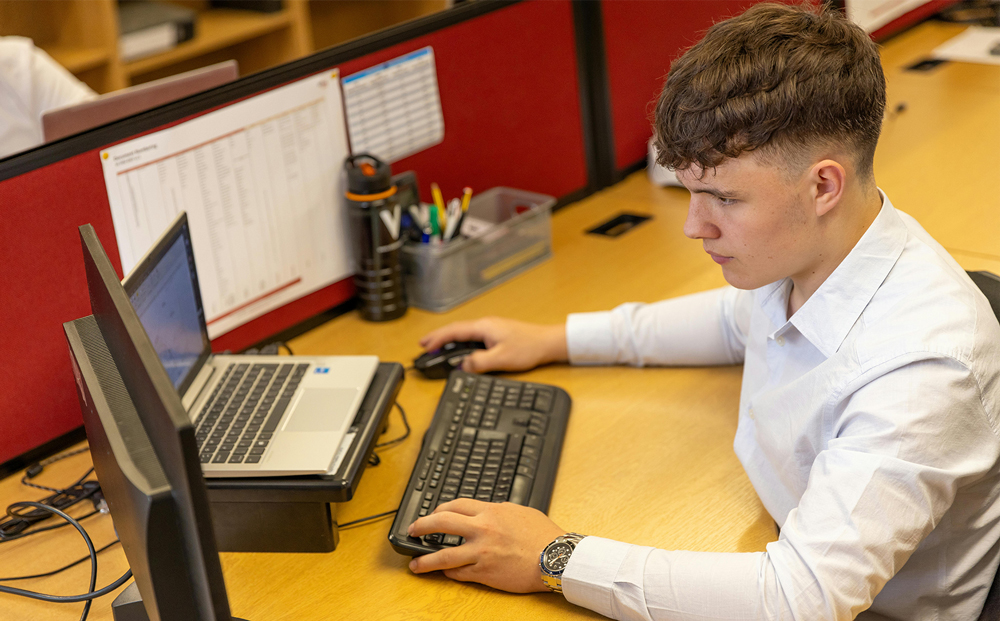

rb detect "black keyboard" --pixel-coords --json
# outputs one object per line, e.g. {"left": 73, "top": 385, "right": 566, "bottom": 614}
{"left": 389, "top": 370, "right": 571, "bottom": 555}
{"left": 195, "top": 362, "right": 310, "bottom": 465}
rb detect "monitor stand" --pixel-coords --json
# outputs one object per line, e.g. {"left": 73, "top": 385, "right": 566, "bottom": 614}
{"left": 112, "top": 582, "right": 250, "bottom": 621}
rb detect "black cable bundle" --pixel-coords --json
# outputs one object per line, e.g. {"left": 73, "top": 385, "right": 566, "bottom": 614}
{"left": 0, "top": 449, "right": 131, "bottom": 621}
{"left": 0, "top": 448, "right": 103, "bottom": 543}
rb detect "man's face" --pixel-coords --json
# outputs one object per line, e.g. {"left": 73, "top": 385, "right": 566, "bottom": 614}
{"left": 676, "top": 153, "right": 820, "bottom": 291}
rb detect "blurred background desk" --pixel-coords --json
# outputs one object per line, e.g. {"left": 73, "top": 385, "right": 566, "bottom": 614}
{"left": 3, "top": 17, "right": 1000, "bottom": 621}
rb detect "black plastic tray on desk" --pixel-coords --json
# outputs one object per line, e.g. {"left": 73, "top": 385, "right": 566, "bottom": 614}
{"left": 204, "top": 362, "right": 404, "bottom": 553}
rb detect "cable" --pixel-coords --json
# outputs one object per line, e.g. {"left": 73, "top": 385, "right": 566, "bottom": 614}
{"left": 375, "top": 402, "right": 410, "bottom": 449}
{"left": 21, "top": 446, "right": 91, "bottom": 493}
{"left": 0, "top": 539, "right": 120, "bottom": 582}
{"left": 337, "top": 509, "right": 398, "bottom": 530}
{"left": 2, "top": 463, "right": 103, "bottom": 542}
{"left": 0, "top": 502, "right": 97, "bottom": 620}
{"left": 0, "top": 504, "right": 131, "bottom": 614}
{"left": 280, "top": 341, "right": 295, "bottom": 356}
{"left": 0, "top": 509, "right": 101, "bottom": 542}
{"left": 0, "top": 567, "right": 132, "bottom": 603}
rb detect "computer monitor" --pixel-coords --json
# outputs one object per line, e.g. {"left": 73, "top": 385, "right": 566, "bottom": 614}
{"left": 63, "top": 223, "right": 244, "bottom": 621}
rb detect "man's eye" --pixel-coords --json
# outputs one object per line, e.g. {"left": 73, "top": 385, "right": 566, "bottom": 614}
{"left": 716, "top": 196, "right": 736, "bottom": 206}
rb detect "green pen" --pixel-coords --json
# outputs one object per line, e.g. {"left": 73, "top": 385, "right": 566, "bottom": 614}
{"left": 429, "top": 205, "right": 441, "bottom": 244}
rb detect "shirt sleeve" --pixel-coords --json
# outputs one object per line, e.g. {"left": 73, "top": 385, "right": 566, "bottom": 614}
{"left": 565, "top": 286, "right": 752, "bottom": 367}
{"left": 562, "top": 355, "right": 1000, "bottom": 620}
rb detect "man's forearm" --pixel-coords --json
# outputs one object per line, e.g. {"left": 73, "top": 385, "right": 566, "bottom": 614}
{"left": 566, "top": 287, "right": 748, "bottom": 367}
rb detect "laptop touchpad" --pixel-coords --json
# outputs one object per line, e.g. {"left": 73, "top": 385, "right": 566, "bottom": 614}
{"left": 284, "top": 388, "right": 357, "bottom": 432}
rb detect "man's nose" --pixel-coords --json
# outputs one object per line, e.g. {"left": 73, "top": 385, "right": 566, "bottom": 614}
{"left": 683, "top": 199, "right": 720, "bottom": 240}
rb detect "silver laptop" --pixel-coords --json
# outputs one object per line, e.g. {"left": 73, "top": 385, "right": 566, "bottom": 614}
{"left": 122, "top": 212, "right": 378, "bottom": 477}
{"left": 43, "top": 61, "right": 239, "bottom": 143}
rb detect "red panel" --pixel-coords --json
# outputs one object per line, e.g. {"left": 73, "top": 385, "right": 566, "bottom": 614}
{"left": 0, "top": 152, "right": 119, "bottom": 465}
{"left": 601, "top": 0, "right": 794, "bottom": 172}
{"left": 339, "top": 0, "right": 586, "bottom": 205}
{"left": 0, "top": 0, "right": 586, "bottom": 465}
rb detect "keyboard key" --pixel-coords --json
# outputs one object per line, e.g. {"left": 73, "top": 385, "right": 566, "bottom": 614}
{"left": 263, "top": 397, "right": 291, "bottom": 431}
{"left": 509, "top": 475, "right": 533, "bottom": 505}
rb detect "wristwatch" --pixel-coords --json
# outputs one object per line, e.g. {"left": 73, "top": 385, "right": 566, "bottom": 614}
{"left": 539, "top": 532, "right": 585, "bottom": 592}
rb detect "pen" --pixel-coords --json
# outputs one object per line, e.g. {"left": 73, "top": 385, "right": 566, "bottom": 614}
{"left": 460, "top": 187, "right": 472, "bottom": 213}
{"left": 444, "top": 198, "right": 461, "bottom": 241}
{"left": 431, "top": 183, "right": 446, "bottom": 213}
{"left": 429, "top": 205, "right": 441, "bottom": 244}
{"left": 456, "top": 187, "right": 472, "bottom": 237}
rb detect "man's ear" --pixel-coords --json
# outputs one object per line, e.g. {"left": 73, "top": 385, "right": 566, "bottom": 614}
{"left": 809, "top": 159, "right": 846, "bottom": 217}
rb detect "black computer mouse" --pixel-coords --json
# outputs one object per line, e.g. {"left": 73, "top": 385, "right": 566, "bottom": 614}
{"left": 413, "top": 341, "right": 488, "bottom": 379}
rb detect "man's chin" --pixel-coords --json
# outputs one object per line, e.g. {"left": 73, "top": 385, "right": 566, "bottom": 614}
{"left": 719, "top": 266, "right": 768, "bottom": 291}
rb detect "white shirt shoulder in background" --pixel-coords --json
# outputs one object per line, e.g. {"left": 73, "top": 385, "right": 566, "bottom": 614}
{"left": 0, "top": 36, "right": 96, "bottom": 159}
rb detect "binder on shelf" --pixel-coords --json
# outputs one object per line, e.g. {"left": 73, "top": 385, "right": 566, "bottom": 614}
{"left": 118, "top": 1, "right": 196, "bottom": 62}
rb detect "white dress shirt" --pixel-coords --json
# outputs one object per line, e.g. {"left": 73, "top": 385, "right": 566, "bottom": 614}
{"left": 0, "top": 36, "right": 95, "bottom": 159}
{"left": 561, "top": 194, "right": 1000, "bottom": 620}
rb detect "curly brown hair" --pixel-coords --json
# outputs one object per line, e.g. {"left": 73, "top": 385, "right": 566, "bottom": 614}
{"left": 653, "top": 2, "right": 886, "bottom": 179}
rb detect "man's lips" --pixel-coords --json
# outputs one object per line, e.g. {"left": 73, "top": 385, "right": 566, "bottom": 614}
{"left": 705, "top": 250, "right": 732, "bottom": 265}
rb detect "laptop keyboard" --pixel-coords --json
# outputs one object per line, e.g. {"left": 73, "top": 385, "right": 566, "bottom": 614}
{"left": 195, "top": 362, "right": 309, "bottom": 465}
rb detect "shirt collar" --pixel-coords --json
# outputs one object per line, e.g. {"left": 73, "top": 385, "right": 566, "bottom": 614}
{"left": 755, "top": 191, "right": 908, "bottom": 358}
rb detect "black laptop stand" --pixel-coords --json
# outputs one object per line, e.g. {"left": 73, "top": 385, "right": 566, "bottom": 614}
{"left": 204, "top": 362, "right": 404, "bottom": 552}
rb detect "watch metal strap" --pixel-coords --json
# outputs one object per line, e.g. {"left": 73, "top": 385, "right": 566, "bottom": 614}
{"left": 540, "top": 532, "right": 585, "bottom": 593}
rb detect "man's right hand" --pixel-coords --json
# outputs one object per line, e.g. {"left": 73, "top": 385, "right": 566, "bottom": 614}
{"left": 419, "top": 317, "right": 568, "bottom": 373}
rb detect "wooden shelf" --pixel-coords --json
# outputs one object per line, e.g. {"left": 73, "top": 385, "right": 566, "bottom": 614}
{"left": 124, "top": 7, "right": 294, "bottom": 77}
{"left": 1, "top": 0, "right": 447, "bottom": 94}
{"left": 45, "top": 44, "right": 111, "bottom": 74}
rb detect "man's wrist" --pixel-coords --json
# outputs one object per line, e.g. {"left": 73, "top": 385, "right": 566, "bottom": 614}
{"left": 542, "top": 323, "right": 569, "bottom": 365}
{"left": 539, "top": 532, "right": 585, "bottom": 593}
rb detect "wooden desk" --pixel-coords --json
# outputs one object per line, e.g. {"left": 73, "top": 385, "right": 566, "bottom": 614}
{"left": 2, "top": 20, "right": 999, "bottom": 621}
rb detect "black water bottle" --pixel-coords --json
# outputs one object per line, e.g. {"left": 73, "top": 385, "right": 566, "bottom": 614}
{"left": 345, "top": 154, "right": 407, "bottom": 321}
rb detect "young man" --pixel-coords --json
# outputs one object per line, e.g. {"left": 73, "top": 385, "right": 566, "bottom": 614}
{"left": 408, "top": 4, "right": 1000, "bottom": 619}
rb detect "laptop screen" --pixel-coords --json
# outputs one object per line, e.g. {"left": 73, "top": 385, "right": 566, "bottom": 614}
{"left": 125, "top": 215, "right": 211, "bottom": 393}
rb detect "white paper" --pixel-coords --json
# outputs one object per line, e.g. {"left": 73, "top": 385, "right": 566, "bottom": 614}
{"left": 101, "top": 70, "right": 353, "bottom": 339}
{"left": 846, "top": 0, "right": 933, "bottom": 33}
{"left": 341, "top": 47, "right": 444, "bottom": 163}
{"left": 932, "top": 26, "right": 1000, "bottom": 66}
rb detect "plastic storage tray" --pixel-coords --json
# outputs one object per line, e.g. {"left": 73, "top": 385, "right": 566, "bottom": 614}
{"left": 401, "top": 187, "right": 555, "bottom": 312}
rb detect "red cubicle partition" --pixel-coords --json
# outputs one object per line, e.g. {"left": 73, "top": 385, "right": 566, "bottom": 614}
{"left": 600, "top": 0, "right": 762, "bottom": 174}
{"left": 0, "top": 0, "right": 587, "bottom": 468}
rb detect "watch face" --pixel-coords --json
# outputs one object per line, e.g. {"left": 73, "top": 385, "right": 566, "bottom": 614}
{"left": 544, "top": 542, "right": 574, "bottom": 572}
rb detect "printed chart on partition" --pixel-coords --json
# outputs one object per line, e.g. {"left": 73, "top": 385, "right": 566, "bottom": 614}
{"left": 342, "top": 47, "right": 444, "bottom": 163}
{"left": 101, "top": 70, "right": 352, "bottom": 339}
